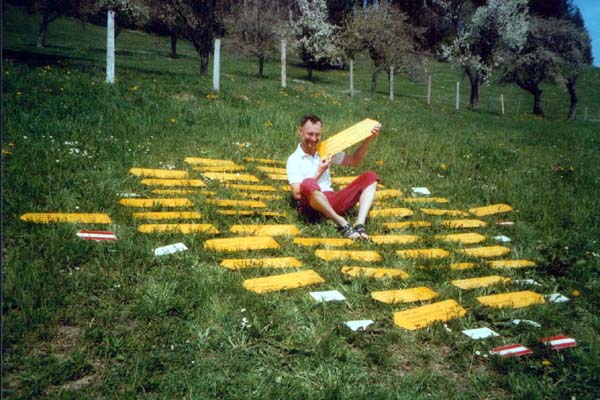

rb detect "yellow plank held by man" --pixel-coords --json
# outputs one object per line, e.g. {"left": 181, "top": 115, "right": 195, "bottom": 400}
{"left": 384, "top": 221, "right": 432, "bottom": 229}
{"left": 184, "top": 157, "right": 237, "bottom": 166}
{"left": 317, "top": 119, "right": 380, "bottom": 158}
{"left": 315, "top": 249, "right": 381, "bottom": 262}
{"left": 203, "top": 172, "right": 260, "bottom": 182}
{"left": 369, "top": 208, "right": 414, "bottom": 218}
{"left": 140, "top": 179, "right": 206, "bottom": 187}
{"left": 206, "top": 199, "right": 267, "bottom": 208}
{"left": 243, "top": 270, "right": 325, "bottom": 294}
{"left": 132, "top": 211, "right": 202, "bottom": 220}
{"left": 294, "top": 237, "right": 355, "bottom": 247}
{"left": 441, "top": 219, "right": 487, "bottom": 228}
{"left": 393, "top": 300, "right": 467, "bottom": 330}
{"left": 371, "top": 287, "right": 438, "bottom": 304}
{"left": 435, "top": 232, "right": 487, "bottom": 245}
{"left": 138, "top": 224, "right": 219, "bottom": 234}
{"left": 469, "top": 204, "right": 513, "bottom": 217}
{"left": 396, "top": 248, "right": 450, "bottom": 259}
{"left": 420, "top": 208, "right": 469, "bottom": 217}
{"left": 458, "top": 245, "right": 511, "bottom": 258}
{"left": 451, "top": 275, "right": 511, "bottom": 290}
{"left": 129, "top": 168, "right": 188, "bottom": 179}
{"left": 341, "top": 266, "right": 409, "bottom": 279}
{"left": 20, "top": 213, "right": 112, "bottom": 224}
{"left": 204, "top": 236, "right": 279, "bottom": 252}
{"left": 476, "top": 290, "right": 545, "bottom": 309}
{"left": 487, "top": 259, "right": 536, "bottom": 269}
{"left": 221, "top": 257, "right": 303, "bottom": 270}
{"left": 370, "top": 235, "right": 420, "bottom": 245}
{"left": 230, "top": 224, "right": 299, "bottom": 236}
{"left": 118, "top": 198, "right": 193, "bottom": 208}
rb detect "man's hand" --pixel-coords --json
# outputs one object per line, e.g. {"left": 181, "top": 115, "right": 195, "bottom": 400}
{"left": 368, "top": 123, "right": 382, "bottom": 140}
{"left": 316, "top": 157, "right": 332, "bottom": 177}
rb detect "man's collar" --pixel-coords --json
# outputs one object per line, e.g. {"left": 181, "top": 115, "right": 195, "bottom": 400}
{"left": 297, "top": 143, "right": 318, "bottom": 158}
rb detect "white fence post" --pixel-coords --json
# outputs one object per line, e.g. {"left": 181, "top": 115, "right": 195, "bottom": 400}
{"left": 281, "top": 39, "right": 286, "bottom": 89}
{"left": 427, "top": 75, "right": 431, "bottom": 106}
{"left": 389, "top": 67, "right": 394, "bottom": 101}
{"left": 455, "top": 81, "right": 460, "bottom": 110}
{"left": 501, "top": 94, "right": 505, "bottom": 115}
{"left": 349, "top": 60, "right": 354, "bottom": 98}
{"left": 213, "top": 39, "right": 221, "bottom": 92}
{"left": 584, "top": 106, "right": 588, "bottom": 120}
{"left": 106, "top": 10, "right": 115, "bottom": 84}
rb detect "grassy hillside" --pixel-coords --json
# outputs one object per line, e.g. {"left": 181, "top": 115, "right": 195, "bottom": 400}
{"left": 3, "top": 4, "right": 600, "bottom": 399}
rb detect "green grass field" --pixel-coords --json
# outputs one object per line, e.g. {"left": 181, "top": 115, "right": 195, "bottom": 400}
{"left": 3, "top": 4, "right": 600, "bottom": 399}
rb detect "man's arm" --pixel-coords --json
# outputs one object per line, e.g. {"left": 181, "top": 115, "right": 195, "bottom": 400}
{"left": 340, "top": 123, "right": 381, "bottom": 167}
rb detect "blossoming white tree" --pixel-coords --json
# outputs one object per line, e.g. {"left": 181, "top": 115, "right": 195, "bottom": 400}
{"left": 441, "top": 0, "right": 529, "bottom": 110}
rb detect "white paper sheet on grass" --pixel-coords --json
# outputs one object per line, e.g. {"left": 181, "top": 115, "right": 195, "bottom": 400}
{"left": 512, "top": 319, "right": 541, "bottom": 328}
{"left": 309, "top": 290, "right": 346, "bottom": 302}
{"left": 411, "top": 187, "right": 431, "bottom": 196}
{"left": 462, "top": 327, "right": 500, "bottom": 340}
{"left": 345, "top": 320, "right": 374, "bottom": 331}
{"left": 493, "top": 235, "right": 512, "bottom": 243}
{"left": 154, "top": 242, "right": 188, "bottom": 256}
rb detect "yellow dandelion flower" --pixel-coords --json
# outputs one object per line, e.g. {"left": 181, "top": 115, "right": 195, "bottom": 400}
{"left": 264, "top": 120, "right": 273, "bottom": 127}
{"left": 170, "top": 118, "right": 176, "bottom": 123}
{"left": 16, "top": 91, "right": 22, "bottom": 96}
{"left": 131, "top": 85, "right": 138, "bottom": 91}
{"left": 9, "top": 143, "right": 14, "bottom": 148}
{"left": 375, "top": 160, "right": 384, "bottom": 166}
{"left": 206, "top": 93, "right": 218, "bottom": 100}
{"left": 542, "top": 360, "right": 551, "bottom": 367}
{"left": 2, "top": 149, "right": 13, "bottom": 156}
{"left": 439, "top": 163, "right": 447, "bottom": 171}
{"left": 572, "top": 289, "right": 580, "bottom": 297}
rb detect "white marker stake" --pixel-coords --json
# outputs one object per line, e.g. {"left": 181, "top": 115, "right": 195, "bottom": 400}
{"left": 213, "top": 39, "right": 220, "bottom": 92}
{"left": 106, "top": 10, "right": 115, "bottom": 84}
{"left": 281, "top": 39, "right": 286, "bottom": 89}
{"left": 456, "top": 81, "right": 460, "bottom": 110}
{"left": 349, "top": 60, "right": 354, "bottom": 98}
{"left": 389, "top": 66, "right": 394, "bottom": 101}
{"left": 427, "top": 75, "right": 432, "bottom": 106}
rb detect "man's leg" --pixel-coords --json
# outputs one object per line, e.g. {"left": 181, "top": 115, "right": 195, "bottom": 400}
{"left": 356, "top": 181, "right": 377, "bottom": 225}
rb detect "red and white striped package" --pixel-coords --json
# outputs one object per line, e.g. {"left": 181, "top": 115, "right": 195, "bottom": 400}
{"left": 76, "top": 230, "right": 117, "bottom": 241}
{"left": 491, "top": 344, "right": 533, "bottom": 357}
{"left": 541, "top": 335, "right": 576, "bottom": 350}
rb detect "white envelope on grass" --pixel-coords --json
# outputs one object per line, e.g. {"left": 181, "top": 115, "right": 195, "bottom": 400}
{"left": 309, "top": 290, "right": 346, "bottom": 302}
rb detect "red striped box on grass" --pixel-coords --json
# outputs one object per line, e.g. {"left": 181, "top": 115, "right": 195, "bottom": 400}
{"left": 491, "top": 344, "right": 533, "bottom": 357}
{"left": 76, "top": 230, "right": 117, "bottom": 241}
{"left": 542, "top": 335, "right": 576, "bottom": 350}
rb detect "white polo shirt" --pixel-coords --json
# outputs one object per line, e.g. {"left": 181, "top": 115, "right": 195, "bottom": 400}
{"left": 286, "top": 143, "right": 345, "bottom": 192}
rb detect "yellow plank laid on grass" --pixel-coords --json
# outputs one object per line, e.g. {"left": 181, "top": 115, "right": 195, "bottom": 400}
{"left": 225, "top": 184, "right": 277, "bottom": 192}
{"left": 129, "top": 168, "right": 188, "bottom": 179}
{"left": 384, "top": 221, "right": 432, "bottom": 229}
{"left": 20, "top": 213, "right": 112, "bottom": 224}
{"left": 243, "top": 157, "right": 286, "bottom": 165}
{"left": 294, "top": 237, "right": 354, "bottom": 247}
{"left": 487, "top": 259, "right": 536, "bottom": 269}
{"left": 217, "top": 210, "right": 287, "bottom": 217}
{"left": 369, "top": 208, "right": 414, "bottom": 218}
{"left": 206, "top": 199, "right": 267, "bottom": 208}
{"left": 370, "top": 235, "right": 420, "bottom": 245}
{"left": 204, "top": 236, "right": 279, "bottom": 252}
{"left": 315, "top": 249, "right": 381, "bottom": 262}
{"left": 317, "top": 119, "right": 380, "bottom": 159}
{"left": 203, "top": 172, "right": 260, "bottom": 182}
{"left": 341, "top": 266, "right": 409, "bottom": 279}
{"left": 458, "top": 245, "right": 511, "bottom": 258}
{"left": 193, "top": 165, "right": 245, "bottom": 172}
{"left": 442, "top": 219, "right": 487, "bottom": 228}
{"left": 469, "top": 204, "right": 513, "bottom": 217}
{"left": 393, "top": 299, "right": 467, "bottom": 330}
{"left": 435, "top": 232, "right": 486, "bottom": 244}
{"left": 152, "top": 189, "right": 216, "bottom": 196}
{"left": 420, "top": 208, "right": 469, "bottom": 217}
{"left": 451, "top": 275, "right": 511, "bottom": 290}
{"left": 234, "top": 192, "right": 282, "bottom": 201}
{"left": 396, "top": 248, "right": 450, "bottom": 259}
{"left": 221, "top": 256, "right": 303, "bottom": 270}
{"left": 331, "top": 176, "right": 360, "bottom": 185}
{"left": 450, "top": 262, "right": 478, "bottom": 270}
{"left": 243, "top": 269, "right": 325, "bottom": 294}
{"left": 476, "top": 290, "right": 545, "bottom": 309}
{"left": 256, "top": 166, "right": 287, "bottom": 174}
{"left": 138, "top": 224, "right": 219, "bottom": 234}
{"left": 266, "top": 174, "right": 288, "bottom": 181}
{"left": 375, "top": 189, "right": 403, "bottom": 199}
{"left": 141, "top": 179, "right": 206, "bottom": 187}
{"left": 403, "top": 197, "right": 449, "bottom": 204}
{"left": 118, "top": 198, "right": 192, "bottom": 208}
{"left": 184, "top": 157, "right": 237, "bottom": 166}
{"left": 230, "top": 224, "right": 299, "bottom": 236}
{"left": 132, "top": 211, "right": 201, "bottom": 220}
{"left": 372, "top": 287, "right": 438, "bottom": 304}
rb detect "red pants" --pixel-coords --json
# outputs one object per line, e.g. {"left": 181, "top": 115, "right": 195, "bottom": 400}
{"left": 299, "top": 171, "right": 379, "bottom": 217}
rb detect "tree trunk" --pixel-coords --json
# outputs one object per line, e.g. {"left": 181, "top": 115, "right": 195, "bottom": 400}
{"left": 467, "top": 71, "right": 480, "bottom": 110}
{"left": 170, "top": 29, "right": 178, "bottom": 58}
{"left": 37, "top": 12, "right": 49, "bottom": 48}
{"left": 307, "top": 65, "right": 313, "bottom": 81}
{"left": 532, "top": 87, "right": 543, "bottom": 116}
{"left": 371, "top": 69, "right": 380, "bottom": 96}
{"left": 258, "top": 55, "right": 265, "bottom": 79}
{"left": 200, "top": 53, "right": 210, "bottom": 76}
{"left": 566, "top": 78, "right": 577, "bottom": 120}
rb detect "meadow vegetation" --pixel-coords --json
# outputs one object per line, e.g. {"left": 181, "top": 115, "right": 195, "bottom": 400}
{"left": 3, "top": 5, "right": 600, "bottom": 399}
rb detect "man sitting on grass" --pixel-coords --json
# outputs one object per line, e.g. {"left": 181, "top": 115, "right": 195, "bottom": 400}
{"left": 286, "top": 114, "right": 381, "bottom": 240}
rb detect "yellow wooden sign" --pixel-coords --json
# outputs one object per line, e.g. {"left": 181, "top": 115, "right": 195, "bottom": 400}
{"left": 451, "top": 275, "right": 511, "bottom": 290}
{"left": 230, "top": 224, "right": 299, "bottom": 236}
{"left": 476, "top": 290, "right": 545, "bottom": 309}
{"left": 256, "top": 166, "right": 287, "bottom": 174}
{"left": 317, "top": 119, "right": 380, "bottom": 158}
{"left": 375, "top": 189, "right": 403, "bottom": 199}
{"left": 206, "top": 199, "right": 267, "bottom": 208}
{"left": 315, "top": 249, "right": 381, "bottom": 262}
{"left": 435, "top": 232, "right": 486, "bottom": 244}
{"left": 132, "top": 211, "right": 201, "bottom": 220}
{"left": 372, "top": 287, "right": 438, "bottom": 304}
{"left": 202, "top": 172, "right": 260, "bottom": 182}
{"left": 140, "top": 179, "right": 207, "bottom": 187}
{"left": 243, "top": 157, "right": 286, "bottom": 165}
{"left": 383, "top": 221, "right": 431, "bottom": 229}
{"left": 469, "top": 204, "right": 513, "bottom": 217}
{"left": 118, "top": 198, "right": 192, "bottom": 208}
{"left": 393, "top": 299, "right": 467, "bottom": 330}
{"left": 243, "top": 269, "right": 325, "bottom": 293}
{"left": 458, "top": 245, "right": 511, "bottom": 258}
{"left": 193, "top": 165, "right": 245, "bottom": 172}
{"left": 403, "top": 197, "right": 449, "bottom": 204}
{"left": 221, "top": 256, "right": 303, "bottom": 270}
{"left": 487, "top": 259, "right": 536, "bottom": 269}
{"left": 450, "top": 262, "right": 477, "bottom": 270}
{"left": 293, "top": 237, "right": 354, "bottom": 247}
{"left": 20, "top": 213, "right": 112, "bottom": 224}
{"left": 341, "top": 266, "right": 409, "bottom": 279}
{"left": 234, "top": 192, "right": 282, "bottom": 201}
{"left": 369, "top": 208, "right": 414, "bottom": 218}
{"left": 420, "top": 208, "right": 469, "bottom": 217}
{"left": 204, "top": 236, "right": 279, "bottom": 252}
{"left": 225, "top": 184, "right": 277, "bottom": 192}
{"left": 138, "top": 224, "right": 219, "bottom": 234}
{"left": 370, "top": 235, "right": 420, "bottom": 245}
{"left": 129, "top": 168, "right": 188, "bottom": 179}
{"left": 396, "top": 248, "right": 450, "bottom": 259}
{"left": 441, "top": 219, "right": 487, "bottom": 228}
{"left": 184, "top": 157, "right": 236, "bottom": 166}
